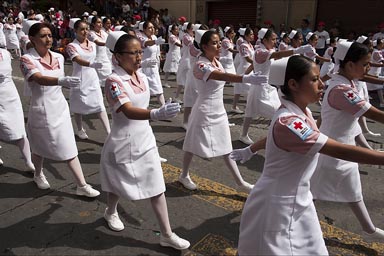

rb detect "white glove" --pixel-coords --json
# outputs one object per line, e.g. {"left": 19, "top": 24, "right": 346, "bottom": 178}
{"left": 141, "top": 59, "right": 158, "bottom": 68}
{"left": 242, "top": 71, "right": 268, "bottom": 85}
{"left": 229, "top": 145, "right": 257, "bottom": 164}
{"left": 150, "top": 99, "right": 181, "bottom": 120}
{"left": 293, "top": 44, "right": 313, "bottom": 55}
{"left": 155, "top": 37, "right": 166, "bottom": 45}
{"left": 58, "top": 76, "right": 81, "bottom": 88}
{"left": 89, "top": 61, "right": 103, "bottom": 69}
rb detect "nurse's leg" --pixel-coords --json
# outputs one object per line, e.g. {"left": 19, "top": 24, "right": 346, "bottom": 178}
{"left": 223, "top": 154, "right": 253, "bottom": 192}
{"left": 13, "top": 136, "right": 35, "bottom": 171}
{"left": 156, "top": 93, "right": 165, "bottom": 106}
{"left": 359, "top": 116, "right": 381, "bottom": 137}
{"left": 183, "top": 107, "right": 192, "bottom": 128}
{"left": 97, "top": 111, "right": 111, "bottom": 134}
{"left": 349, "top": 200, "right": 376, "bottom": 233}
{"left": 178, "top": 151, "right": 197, "bottom": 190}
{"left": 355, "top": 134, "right": 373, "bottom": 150}
{"left": 74, "top": 113, "right": 84, "bottom": 131}
{"left": 232, "top": 94, "right": 240, "bottom": 110}
{"left": 32, "top": 153, "right": 44, "bottom": 176}
{"left": 150, "top": 193, "right": 172, "bottom": 236}
{"left": 106, "top": 192, "right": 120, "bottom": 214}
{"left": 104, "top": 192, "right": 124, "bottom": 231}
{"left": 66, "top": 156, "right": 86, "bottom": 186}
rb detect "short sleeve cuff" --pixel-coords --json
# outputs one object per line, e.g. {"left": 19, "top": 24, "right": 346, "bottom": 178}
{"left": 306, "top": 133, "right": 328, "bottom": 157}
{"left": 25, "top": 69, "right": 40, "bottom": 81}
{"left": 113, "top": 98, "right": 131, "bottom": 113}
{"left": 354, "top": 102, "right": 371, "bottom": 118}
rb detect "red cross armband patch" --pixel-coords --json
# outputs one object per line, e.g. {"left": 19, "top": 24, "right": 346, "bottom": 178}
{"left": 343, "top": 90, "right": 361, "bottom": 105}
{"left": 109, "top": 82, "right": 122, "bottom": 99}
{"left": 198, "top": 63, "right": 208, "bottom": 72}
{"left": 287, "top": 117, "right": 313, "bottom": 141}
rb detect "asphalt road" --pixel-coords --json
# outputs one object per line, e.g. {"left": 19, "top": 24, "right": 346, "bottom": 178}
{"left": 1, "top": 58, "right": 384, "bottom": 255}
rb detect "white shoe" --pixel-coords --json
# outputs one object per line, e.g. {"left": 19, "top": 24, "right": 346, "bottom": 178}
{"left": 173, "top": 98, "right": 183, "bottom": 104}
{"left": 159, "top": 157, "right": 167, "bottom": 163}
{"left": 0, "top": 158, "right": 3, "bottom": 165}
{"left": 178, "top": 174, "right": 197, "bottom": 190}
{"left": 104, "top": 208, "right": 124, "bottom": 231}
{"left": 76, "top": 184, "right": 100, "bottom": 197}
{"left": 365, "top": 227, "right": 384, "bottom": 239}
{"left": 160, "top": 232, "right": 190, "bottom": 250}
{"left": 25, "top": 162, "right": 35, "bottom": 173}
{"left": 228, "top": 123, "right": 235, "bottom": 127}
{"left": 34, "top": 174, "right": 50, "bottom": 190}
{"left": 239, "top": 135, "right": 254, "bottom": 145}
{"left": 238, "top": 182, "right": 254, "bottom": 193}
{"left": 76, "top": 129, "right": 89, "bottom": 140}
{"left": 230, "top": 107, "right": 244, "bottom": 114}
{"left": 364, "top": 131, "right": 381, "bottom": 137}
{"left": 163, "top": 83, "right": 171, "bottom": 88}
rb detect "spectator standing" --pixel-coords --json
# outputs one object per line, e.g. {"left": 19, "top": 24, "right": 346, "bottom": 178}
{"left": 314, "top": 21, "right": 329, "bottom": 56}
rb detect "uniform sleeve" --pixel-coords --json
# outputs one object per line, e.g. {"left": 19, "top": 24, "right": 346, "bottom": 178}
{"left": 273, "top": 115, "right": 328, "bottom": 156}
{"left": 305, "top": 47, "right": 317, "bottom": 59}
{"left": 66, "top": 44, "right": 79, "bottom": 60}
{"left": 193, "top": 61, "right": 216, "bottom": 82}
{"left": 105, "top": 77, "right": 131, "bottom": 113}
{"left": 373, "top": 51, "right": 384, "bottom": 62}
{"left": 169, "top": 35, "right": 178, "bottom": 45}
{"left": 88, "top": 31, "right": 98, "bottom": 42}
{"left": 221, "top": 39, "right": 231, "bottom": 50}
{"left": 20, "top": 56, "right": 39, "bottom": 80}
{"left": 183, "top": 35, "right": 193, "bottom": 47}
{"left": 327, "top": 85, "right": 371, "bottom": 117}
{"left": 239, "top": 44, "right": 251, "bottom": 57}
{"left": 326, "top": 47, "right": 333, "bottom": 56}
{"left": 138, "top": 35, "right": 148, "bottom": 48}
{"left": 254, "top": 48, "right": 272, "bottom": 64}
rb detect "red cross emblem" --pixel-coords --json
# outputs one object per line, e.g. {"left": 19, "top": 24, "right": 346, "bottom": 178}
{"left": 347, "top": 92, "right": 354, "bottom": 99}
{"left": 111, "top": 84, "right": 117, "bottom": 91}
{"left": 293, "top": 121, "right": 303, "bottom": 130}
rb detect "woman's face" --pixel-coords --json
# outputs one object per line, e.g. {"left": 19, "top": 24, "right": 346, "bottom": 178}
{"left": 245, "top": 31, "right": 254, "bottom": 42}
{"left": 309, "top": 36, "right": 318, "bottom": 47}
{"left": 103, "top": 19, "right": 111, "bottom": 30}
{"left": 7, "top": 17, "right": 13, "bottom": 24}
{"left": 227, "top": 30, "right": 235, "bottom": 40}
{"left": 93, "top": 18, "right": 102, "bottom": 31}
{"left": 116, "top": 39, "right": 143, "bottom": 73}
{"left": 203, "top": 33, "right": 221, "bottom": 58}
{"left": 144, "top": 22, "right": 154, "bottom": 37}
{"left": 292, "top": 34, "right": 303, "bottom": 48}
{"left": 264, "top": 32, "right": 277, "bottom": 50}
{"left": 296, "top": 63, "right": 324, "bottom": 104}
{"left": 31, "top": 27, "right": 53, "bottom": 51}
{"left": 171, "top": 26, "right": 179, "bottom": 36}
{"left": 349, "top": 53, "right": 371, "bottom": 79}
{"left": 75, "top": 22, "right": 89, "bottom": 40}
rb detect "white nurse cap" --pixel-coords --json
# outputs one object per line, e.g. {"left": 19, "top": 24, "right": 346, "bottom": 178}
{"left": 224, "top": 26, "right": 230, "bottom": 33}
{"left": 356, "top": 35, "right": 367, "bottom": 43}
{"left": 334, "top": 41, "right": 353, "bottom": 61}
{"left": 306, "top": 32, "right": 314, "bottom": 41}
{"left": 269, "top": 56, "right": 290, "bottom": 87}
{"left": 168, "top": 25, "right": 173, "bottom": 33}
{"left": 195, "top": 30, "right": 208, "bottom": 44}
{"left": 288, "top": 30, "right": 297, "bottom": 39}
{"left": 238, "top": 28, "right": 246, "bottom": 36}
{"left": 258, "top": 28, "right": 268, "bottom": 40}
{"left": 372, "top": 40, "right": 377, "bottom": 47}
{"left": 87, "top": 15, "right": 94, "bottom": 24}
{"left": 22, "top": 20, "right": 39, "bottom": 35}
{"left": 69, "top": 18, "right": 81, "bottom": 29}
{"left": 114, "top": 25, "right": 123, "bottom": 31}
{"left": 281, "top": 32, "right": 286, "bottom": 38}
{"left": 35, "top": 14, "right": 44, "bottom": 22}
{"left": 193, "top": 24, "right": 201, "bottom": 32}
{"left": 138, "top": 21, "right": 145, "bottom": 31}
{"left": 182, "top": 22, "right": 189, "bottom": 31}
{"left": 106, "top": 31, "right": 127, "bottom": 51}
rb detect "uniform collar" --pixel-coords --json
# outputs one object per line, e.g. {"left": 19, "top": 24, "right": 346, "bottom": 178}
{"left": 280, "top": 96, "right": 311, "bottom": 121}
{"left": 29, "top": 48, "right": 60, "bottom": 60}
{"left": 113, "top": 65, "right": 142, "bottom": 81}
{"left": 332, "top": 73, "right": 355, "bottom": 88}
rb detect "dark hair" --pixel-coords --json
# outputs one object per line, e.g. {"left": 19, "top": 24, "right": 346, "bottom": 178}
{"left": 28, "top": 22, "right": 52, "bottom": 37}
{"left": 74, "top": 20, "right": 87, "bottom": 30}
{"left": 91, "top": 16, "right": 101, "bottom": 24}
{"left": 339, "top": 42, "right": 369, "bottom": 69}
{"left": 375, "top": 39, "right": 383, "bottom": 48}
{"left": 186, "top": 22, "right": 193, "bottom": 30}
{"left": 329, "top": 37, "right": 336, "bottom": 45}
{"left": 308, "top": 33, "right": 318, "bottom": 42}
{"left": 199, "top": 24, "right": 209, "bottom": 30}
{"left": 280, "top": 55, "right": 314, "bottom": 98}
{"left": 143, "top": 20, "right": 152, "bottom": 30}
{"left": 114, "top": 34, "right": 140, "bottom": 53}
{"left": 120, "top": 26, "right": 136, "bottom": 35}
{"left": 102, "top": 17, "right": 111, "bottom": 24}
{"left": 225, "top": 27, "right": 234, "bottom": 36}
{"left": 302, "top": 19, "right": 310, "bottom": 25}
{"left": 292, "top": 31, "right": 302, "bottom": 40}
{"left": 244, "top": 27, "right": 253, "bottom": 37}
{"left": 199, "top": 30, "right": 218, "bottom": 54}
{"left": 262, "top": 29, "right": 273, "bottom": 40}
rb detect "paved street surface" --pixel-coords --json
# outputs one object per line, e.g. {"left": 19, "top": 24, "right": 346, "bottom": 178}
{"left": 1, "top": 59, "right": 384, "bottom": 255}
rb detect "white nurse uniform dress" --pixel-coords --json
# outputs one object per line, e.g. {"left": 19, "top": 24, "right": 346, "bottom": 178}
{"left": 311, "top": 74, "right": 371, "bottom": 202}
{"left": 183, "top": 56, "right": 232, "bottom": 157}
{"left": 245, "top": 44, "right": 281, "bottom": 119}
{"left": 0, "top": 48, "right": 26, "bottom": 141}
{"left": 238, "top": 98, "right": 329, "bottom": 255}
{"left": 234, "top": 41, "right": 254, "bottom": 95}
{"left": 3, "top": 23, "right": 19, "bottom": 50}
{"left": 163, "top": 34, "right": 181, "bottom": 73}
{"left": 20, "top": 49, "right": 78, "bottom": 161}
{"left": 183, "top": 44, "right": 200, "bottom": 108}
{"left": 219, "top": 37, "right": 236, "bottom": 74}
{"left": 66, "top": 39, "right": 106, "bottom": 114}
{"left": 88, "top": 30, "right": 112, "bottom": 87}
{"left": 176, "top": 33, "right": 193, "bottom": 86}
{"left": 138, "top": 33, "right": 163, "bottom": 95}
{"left": 100, "top": 66, "right": 165, "bottom": 200}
